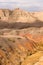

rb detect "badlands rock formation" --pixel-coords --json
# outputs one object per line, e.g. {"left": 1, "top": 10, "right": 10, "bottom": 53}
{"left": 0, "top": 8, "right": 43, "bottom": 65}
{"left": 0, "top": 8, "right": 43, "bottom": 23}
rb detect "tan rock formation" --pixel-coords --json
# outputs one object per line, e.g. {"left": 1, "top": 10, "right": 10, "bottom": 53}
{"left": 0, "top": 8, "right": 43, "bottom": 23}
{"left": 0, "top": 8, "right": 43, "bottom": 65}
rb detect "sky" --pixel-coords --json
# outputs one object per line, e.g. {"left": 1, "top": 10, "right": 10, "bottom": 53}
{"left": 0, "top": 0, "right": 43, "bottom": 11}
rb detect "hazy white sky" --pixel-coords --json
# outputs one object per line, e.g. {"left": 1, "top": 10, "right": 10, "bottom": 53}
{"left": 0, "top": 0, "right": 43, "bottom": 11}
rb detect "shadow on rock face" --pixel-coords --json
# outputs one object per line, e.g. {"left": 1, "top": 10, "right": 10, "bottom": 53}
{"left": 0, "top": 20, "right": 43, "bottom": 29}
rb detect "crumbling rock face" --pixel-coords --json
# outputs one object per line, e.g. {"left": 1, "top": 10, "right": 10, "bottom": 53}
{"left": 0, "top": 9, "right": 10, "bottom": 21}
{"left": 0, "top": 8, "right": 43, "bottom": 23}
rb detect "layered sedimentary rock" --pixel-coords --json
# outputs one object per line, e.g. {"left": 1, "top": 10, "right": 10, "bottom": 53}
{"left": 0, "top": 8, "right": 43, "bottom": 65}
{"left": 0, "top": 8, "right": 43, "bottom": 23}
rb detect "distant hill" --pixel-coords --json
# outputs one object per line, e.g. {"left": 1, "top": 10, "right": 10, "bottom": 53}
{"left": 0, "top": 8, "right": 43, "bottom": 23}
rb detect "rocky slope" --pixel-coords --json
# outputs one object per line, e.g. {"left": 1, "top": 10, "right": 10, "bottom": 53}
{"left": 0, "top": 28, "right": 43, "bottom": 65}
{"left": 0, "top": 8, "right": 43, "bottom": 23}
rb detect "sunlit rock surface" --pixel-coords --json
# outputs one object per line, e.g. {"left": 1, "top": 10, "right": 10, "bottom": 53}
{"left": 0, "top": 8, "right": 43, "bottom": 65}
